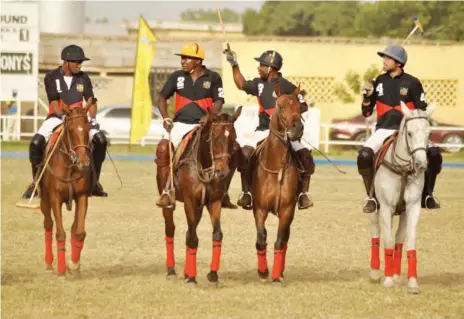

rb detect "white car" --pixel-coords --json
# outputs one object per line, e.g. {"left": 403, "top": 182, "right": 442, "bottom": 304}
{"left": 96, "top": 104, "right": 165, "bottom": 144}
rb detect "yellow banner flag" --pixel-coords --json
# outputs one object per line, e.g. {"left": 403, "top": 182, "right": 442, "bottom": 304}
{"left": 130, "top": 16, "right": 156, "bottom": 144}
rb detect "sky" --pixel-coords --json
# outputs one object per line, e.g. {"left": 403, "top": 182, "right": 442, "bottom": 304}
{"left": 84, "top": 0, "right": 264, "bottom": 22}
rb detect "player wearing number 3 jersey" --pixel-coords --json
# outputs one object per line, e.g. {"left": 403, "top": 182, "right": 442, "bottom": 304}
{"left": 223, "top": 47, "right": 316, "bottom": 211}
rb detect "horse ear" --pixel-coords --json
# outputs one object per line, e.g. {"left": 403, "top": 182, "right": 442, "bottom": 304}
{"left": 61, "top": 103, "right": 70, "bottom": 114}
{"left": 232, "top": 105, "right": 242, "bottom": 122}
{"left": 400, "top": 101, "right": 412, "bottom": 118}
{"left": 274, "top": 80, "right": 282, "bottom": 97}
{"left": 293, "top": 83, "right": 301, "bottom": 97}
{"left": 84, "top": 97, "right": 93, "bottom": 113}
{"left": 425, "top": 102, "right": 436, "bottom": 118}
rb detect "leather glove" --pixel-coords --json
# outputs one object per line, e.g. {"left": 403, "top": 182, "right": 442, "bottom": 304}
{"left": 362, "top": 79, "right": 375, "bottom": 97}
{"left": 222, "top": 44, "right": 238, "bottom": 67}
{"left": 90, "top": 118, "right": 100, "bottom": 130}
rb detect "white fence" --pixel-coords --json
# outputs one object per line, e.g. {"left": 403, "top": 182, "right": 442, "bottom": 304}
{"left": 1, "top": 110, "right": 463, "bottom": 153}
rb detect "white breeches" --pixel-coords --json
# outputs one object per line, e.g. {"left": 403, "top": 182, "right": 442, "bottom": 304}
{"left": 37, "top": 116, "right": 99, "bottom": 141}
{"left": 162, "top": 122, "right": 198, "bottom": 149}
{"left": 363, "top": 128, "right": 434, "bottom": 153}
{"left": 236, "top": 129, "right": 309, "bottom": 151}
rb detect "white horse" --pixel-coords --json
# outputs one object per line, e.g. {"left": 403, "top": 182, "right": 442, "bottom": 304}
{"left": 368, "top": 101, "right": 435, "bottom": 294}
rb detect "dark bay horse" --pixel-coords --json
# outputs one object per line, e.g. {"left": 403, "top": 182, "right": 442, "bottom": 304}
{"left": 250, "top": 82, "right": 304, "bottom": 284}
{"left": 158, "top": 107, "right": 242, "bottom": 286}
{"left": 40, "top": 100, "right": 94, "bottom": 277}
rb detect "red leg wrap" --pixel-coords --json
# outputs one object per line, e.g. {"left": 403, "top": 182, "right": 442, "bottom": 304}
{"left": 271, "top": 248, "right": 285, "bottom": 280}
{"left": 210, "top": 241, "right": 222, "bottom": 272}
{"left": 165, "top": 236, "right": 175, "bottom": 268}
{"left": 57, "top": 240, "right": 66, "bottom": 274}
{"left": 45, "top": 231, "right": 53, "bottom": 266}
{"left": 407, "top": 250, "right": 417, "bottom": 279}
{"left": 384, "top": 248, "right": 394, "bottom": 277}
{"left": 186, "top": 247, "right": 197, "bottom": 278}
{"left": 393, "top": 243, "right": 403, "bottom": 275}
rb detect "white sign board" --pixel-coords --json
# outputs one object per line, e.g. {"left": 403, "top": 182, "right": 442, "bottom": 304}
{"left": 233, "top": 105, "right": 321, "bottom": 149}
{"left": 0, "top": 1, "right": 39, "bottom": 101}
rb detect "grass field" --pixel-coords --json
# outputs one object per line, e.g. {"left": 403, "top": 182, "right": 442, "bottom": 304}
{"left": 1, "top": 146, "right": 464, "bottom": 318}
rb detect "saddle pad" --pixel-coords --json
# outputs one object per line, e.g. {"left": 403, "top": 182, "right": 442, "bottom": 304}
{"left": 45, "top": 124, "right": 65, "bottom": 155}
{"left": 375, "top": 131, "right": 399, "bottom": 170}
{"left": 173, "top": 126, "right": 200, "bottom": 169}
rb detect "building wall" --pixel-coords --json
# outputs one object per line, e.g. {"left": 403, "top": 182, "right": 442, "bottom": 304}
{"left": 221, "top": 40, "right": 464, "bottom": 126}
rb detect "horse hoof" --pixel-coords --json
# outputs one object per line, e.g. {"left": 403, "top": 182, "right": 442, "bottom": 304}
{"left": 271, "top": 278, "right": 283, "bottom": 286}
{"left": 407, "top": 278, "right": 420, "bottom": 294}
{"left": 166, "top": 267, "right": 177, "bottom": 279}
{"left": 257, "top": 269, "right": 269, "bottom": 281}
{"left": 393, "top": 274, "right": 401, "bottom": 284}
{"left": 44, "top": 265, "right": 53, "bottom": 272}
{"left": 207, "top": 271, "right": 219, "bottom": 283}
{"left": 383, "top": 277, "right": 395, "bottom": 288}
{"left": 185, "top": 277, "right": 197, "bottom": 287}
{"left": 369, "top": 269, "right": 381, "bottom": 283}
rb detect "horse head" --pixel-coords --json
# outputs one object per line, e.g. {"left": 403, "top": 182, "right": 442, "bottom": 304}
{"left": 273, "top": 81, "right": 303, "bottom": 141}
{"left": 61, "top": 98, "right": 93, "bottom": 170}
{"left": 200, "top": 106, "right": 242, "bottom": 179}
{"left": 399, "top": 101, "right": 435, "bottom": 174}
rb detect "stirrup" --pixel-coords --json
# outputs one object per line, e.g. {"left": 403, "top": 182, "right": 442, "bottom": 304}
{"left": 237, "top": 191, "right": 253, "bottom": 204}
{"left": 297, "top": 192, "right": 313, "bottom": 208}
{"left": 425, "top": 194, "right": 440, "bottom": 210}
{"left": 158, "top": 188, "right": 175, "bottom": 209}
{"left": 363, "top": 197, "right": 378, "bottom": 213}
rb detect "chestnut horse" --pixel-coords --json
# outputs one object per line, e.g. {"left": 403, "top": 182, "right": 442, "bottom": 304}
{"left": 160, "top": 107, "right": 242, "bottom": 286}
{"left": 250, "top": 82, "right": 304, "bottom": 284}
{"left": 40, "top": 102, "right": 93, "bottom": 277}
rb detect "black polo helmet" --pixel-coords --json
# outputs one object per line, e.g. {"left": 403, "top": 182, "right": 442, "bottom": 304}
{"left": 254, "top": 50, "right": 283, "bottom": 70}
{"left": 61, "top": 45, "right": 90, "bottom": 62}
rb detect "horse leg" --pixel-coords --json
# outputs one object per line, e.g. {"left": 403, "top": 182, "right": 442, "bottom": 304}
{"left": 163, "top": 207, "right": 176, "bottom": 278}
{"left": 271, "top": 207, "right": 294, "bottom": 284}
{"left": 368, "top": 210, "right": 381, "bottom": 283}
{"left": 379, "top": 206, "right": 394, "bottom": 288}
{"left": 405, "top": 202, "right": 421, "bottom": 294}
{"left": 41, "top": 196, "right": 54, "bottom": 271}
{"left": 184, "top": 199, "right": 202, "bottom": 286}
{"left": 51, "top": 197, "right": 66, "bottom": 277}
{"left": 206, "top": 199, "right": 222, "bottom": 284}
{"left": 393, "top": 212, "right": 407, "bottom": 283}
{"left": 69, "top": 195, "right": 88, "bottom": 278}
{"left": 254, "top": 208, "right": 269, "bottom": 280}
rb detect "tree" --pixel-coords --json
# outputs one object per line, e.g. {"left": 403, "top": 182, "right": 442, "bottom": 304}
{"left": 333, "top": 65, "right": 381, "bottom": 104}
{"left": 180, "top": 9, "right": 240, "bottom": 23}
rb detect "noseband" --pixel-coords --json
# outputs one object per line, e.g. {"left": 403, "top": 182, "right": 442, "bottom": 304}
{"left": 388, "top": 116, "right": 429, "bottom": 175}
{"left": 61, "top": 113, "right": 92, "bottom": 166}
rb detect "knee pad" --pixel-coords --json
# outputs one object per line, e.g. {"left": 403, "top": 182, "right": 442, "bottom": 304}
{"left": 155, "top": 139, "right": 171, "bottom": 167}
{"left": 297, "top": 149, "right": 315, "bottom": 175}
{"left": 29, "top": 134, "right": 45, "bottom": 164}
{"left": 427, "top": 146, "right": 442, "bottom": 174}
{"left": 92, "top": 131, "right": 108, "bottom": 148}
{"left": 238, "top": 146, "right": 255, "bottom": 172}
{"left": 357, "top": 147, "right": 374, "bottom": 174}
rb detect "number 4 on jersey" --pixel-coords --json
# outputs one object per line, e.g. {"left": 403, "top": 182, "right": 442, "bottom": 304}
{"left": 376, "top": 83, "right": 384, "bottom": 96}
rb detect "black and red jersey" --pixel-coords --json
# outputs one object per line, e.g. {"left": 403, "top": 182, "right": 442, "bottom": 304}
{"left": 159, "top": 67, "right": 225, "bottom": 124}
{"left": 44, "top": 66, "right": 96, "bottom": 115}
{"left": 243, "top": 73, "right": 308, "bottom": 131}
{"left": 362, "top": 71, "right": 428, "bottom": 130}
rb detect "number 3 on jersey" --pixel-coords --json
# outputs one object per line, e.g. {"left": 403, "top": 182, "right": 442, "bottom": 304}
{"left": 376, "top": 83, "right": 384, "bottom": 96}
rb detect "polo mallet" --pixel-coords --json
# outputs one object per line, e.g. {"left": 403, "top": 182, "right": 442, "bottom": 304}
{"left": 216, "top": 1, "right": 234, "bottom": 59}
{"left": 15, "top": 128, "right": 65, "bottom": 209}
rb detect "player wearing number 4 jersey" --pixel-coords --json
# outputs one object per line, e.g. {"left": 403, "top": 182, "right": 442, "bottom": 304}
{"left": 223, "top": 47, "right": 315, "bottom": 211}
{"left": 358, "top": 44, "right": 442, "bottom": 214}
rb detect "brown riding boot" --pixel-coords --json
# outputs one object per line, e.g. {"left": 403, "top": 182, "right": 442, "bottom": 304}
{"left": 155, "top": 140, "right": 175, "bottom": 208}
{"left": 237, "top": 146, "right": 254, "bottom": 210}
{"left": 360, "top": 169, "right": 377, "bottom": 214}
{"left": 296, "top": 149, "right": 315, "bottom": 210}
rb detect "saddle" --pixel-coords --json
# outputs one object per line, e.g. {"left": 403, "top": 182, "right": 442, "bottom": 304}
{"left": 45, "top": 124, "right": 65, "bottom": 156}
{"left": 374, "top": 132, "right": 399, "bottom": 171}
{"left": 172, "top": 126, "right": 200, "bottom": 171}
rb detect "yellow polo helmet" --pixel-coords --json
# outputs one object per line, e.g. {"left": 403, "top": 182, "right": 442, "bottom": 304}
{"left": 174, "top": 42, "right": 205, "bottom": 60}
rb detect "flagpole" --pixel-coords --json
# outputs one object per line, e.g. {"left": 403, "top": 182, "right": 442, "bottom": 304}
{"left": 129, "top": 16, "right": 143, "bottom": 151}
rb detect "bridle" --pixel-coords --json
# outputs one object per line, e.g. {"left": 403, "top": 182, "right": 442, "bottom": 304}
{"left": 386, "top": 116, "right": 429, "bottom": 175}
{"left": 60, "top": 112, "right": 92, "bottom": 167}
{"left": 269, "top": 95, "right": 303, "bottom": 146}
